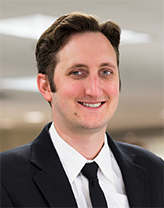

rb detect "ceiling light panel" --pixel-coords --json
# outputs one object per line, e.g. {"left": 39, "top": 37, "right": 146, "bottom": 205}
{"left": 0, "top": 14, "right": 152, "bottom": 44}
{"left": 1, "top": 76, "right": 38, "bottom": 92}
{"left": 0, "top": 14, "right": 57, "bottom": 40}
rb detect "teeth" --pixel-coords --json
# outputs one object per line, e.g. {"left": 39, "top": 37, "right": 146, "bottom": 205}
{"left": 81, "top": 102, "right": 102, "bottom": 108}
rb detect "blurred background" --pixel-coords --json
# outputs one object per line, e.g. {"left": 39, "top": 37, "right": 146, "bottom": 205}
{"left": 0, "top": 0, "right": 163, "bottom": 158}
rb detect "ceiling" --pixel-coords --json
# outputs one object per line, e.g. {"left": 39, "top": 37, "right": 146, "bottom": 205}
{"left": 0, "top": 0, "right": 163, "bottom": 137}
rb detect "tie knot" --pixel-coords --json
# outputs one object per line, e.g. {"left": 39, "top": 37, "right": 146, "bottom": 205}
{"left": 81, "top": 162, "right": 99, "bottom": 179}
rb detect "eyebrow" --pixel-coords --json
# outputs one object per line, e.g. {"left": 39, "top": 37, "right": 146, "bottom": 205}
{"left": 70, "top": 64, "right": 88, "bottom": 69}
{"left": 68, "top": 62, "right": 117, "bottom": 71}
{"left": 99, "top": 62, "right": 117, "bottom": 69}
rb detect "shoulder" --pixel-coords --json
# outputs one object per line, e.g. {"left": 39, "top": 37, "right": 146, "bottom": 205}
{"left": 0, "top": 142, "right": 32, "bottom": 171}
{"left": 0, "top": 123, "right": 52, "bottom": 166}
{"left": 107, "top": 133, "right": 163, "bottom": 171}
{"left": 114, "top": 140, "right": 164, "bottom": 173}
{"left": 0, "top": 122, "right": 53, "bottom": 174}
{"left": 117, "top": 140, "right": 163, "bottom": 161}
{"left": 0, "top": 142, "right": 35, "bottom": 194}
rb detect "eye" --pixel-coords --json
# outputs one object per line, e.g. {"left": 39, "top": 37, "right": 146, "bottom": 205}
{"left": 71, "top": 70, "right": 83, "bottom": 76}
{"left": 68, "top": 69, "right": 87, "bottom": 79}
{"left": 102, "top": 70, "right": 111, "bottom": 75}
{"left": 99, "top": 69, "right": 112, "bottom": 76}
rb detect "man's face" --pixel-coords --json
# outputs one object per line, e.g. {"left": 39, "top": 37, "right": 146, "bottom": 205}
{"left": 51, "top": 32, "right": 119, "bottom": 133}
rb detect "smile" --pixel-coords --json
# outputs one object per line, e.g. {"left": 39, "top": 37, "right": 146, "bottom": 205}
{"left": 78, "top": 102, "right": 105, "bottom": 108}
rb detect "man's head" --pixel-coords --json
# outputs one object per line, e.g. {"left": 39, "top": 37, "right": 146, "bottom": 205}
{"left": 35, "top": 12, "right": 121, "bottom": 92}
{"left": 36, "top": 12, "right": 121, "bottom": 133}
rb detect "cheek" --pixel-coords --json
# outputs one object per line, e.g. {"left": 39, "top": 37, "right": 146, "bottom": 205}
{"left": 106, "top": 82, "right": 119, "bottom": 98}
{"left": 55, "top": 80, "right": 84, "bottom": 109}
{"left": 62, "top": 81, "right": 84, "bottom": 98}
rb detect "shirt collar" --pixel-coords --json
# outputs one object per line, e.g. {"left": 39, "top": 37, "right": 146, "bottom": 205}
{"left": 49, "top": 123, "right": 113, "bottom": 183}
{"left": 94, "top": 135, "right": 114, "bottom": 183}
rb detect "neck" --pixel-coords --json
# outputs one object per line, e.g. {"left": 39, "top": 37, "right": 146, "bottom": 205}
{"left": 53, "top": 122, "right": 106, "bottom": 160}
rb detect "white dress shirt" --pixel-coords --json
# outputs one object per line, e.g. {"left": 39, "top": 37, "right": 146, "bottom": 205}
{"left": 49, "top": 123, "right": 130, "bottom": 208}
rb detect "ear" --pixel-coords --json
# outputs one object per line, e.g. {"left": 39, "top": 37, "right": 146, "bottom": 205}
{"left": 37, "top": 73, "right": 52, "bottom": 102}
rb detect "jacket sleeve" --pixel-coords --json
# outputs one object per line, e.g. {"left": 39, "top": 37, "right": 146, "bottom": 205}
{"left": 1, "top": 181, "right": 14, "bottom": 208}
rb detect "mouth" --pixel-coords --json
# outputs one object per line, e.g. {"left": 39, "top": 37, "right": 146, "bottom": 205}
{"left": 78, "top": 101, "right": 105, "bottom": 108}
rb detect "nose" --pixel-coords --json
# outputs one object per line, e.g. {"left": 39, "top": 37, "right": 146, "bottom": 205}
{"left": 84, "top": 74, "right": 102, "bottom": 98}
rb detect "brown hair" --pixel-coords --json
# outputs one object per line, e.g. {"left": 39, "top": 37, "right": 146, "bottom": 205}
{"left": 35, "top": 12, "right": 121, "bottom": 92}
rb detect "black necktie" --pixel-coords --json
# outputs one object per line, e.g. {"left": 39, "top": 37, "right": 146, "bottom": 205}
{"left": 81, "top": 162, "right": 108, "bottom": 208}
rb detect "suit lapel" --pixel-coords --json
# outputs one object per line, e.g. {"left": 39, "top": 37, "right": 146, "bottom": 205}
{"left": 107, "top": 134, "right": 150, "bottom": 208}
{"left": 119, "top": 158, "right": 150, "bottom": 208}
{"left": 31, "top": 123, "right": 78, "bottom": 208}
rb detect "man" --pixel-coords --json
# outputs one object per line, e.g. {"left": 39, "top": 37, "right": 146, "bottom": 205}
{"left": 1, "top": 12, "right": 163, "bottom": 208}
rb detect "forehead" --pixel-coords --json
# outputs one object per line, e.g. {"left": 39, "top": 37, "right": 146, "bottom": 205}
{"left": 57, "top": 31, "right": 117, "bottom": 66}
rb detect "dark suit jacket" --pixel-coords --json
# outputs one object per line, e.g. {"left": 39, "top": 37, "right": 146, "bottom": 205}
{"left": 1, "top": 123, "right": 164, "bottom": 208}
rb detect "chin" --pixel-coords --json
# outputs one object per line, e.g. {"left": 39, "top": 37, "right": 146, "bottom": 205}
{"left": 79, "top": 120, "right": 107, "bottom": 131}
